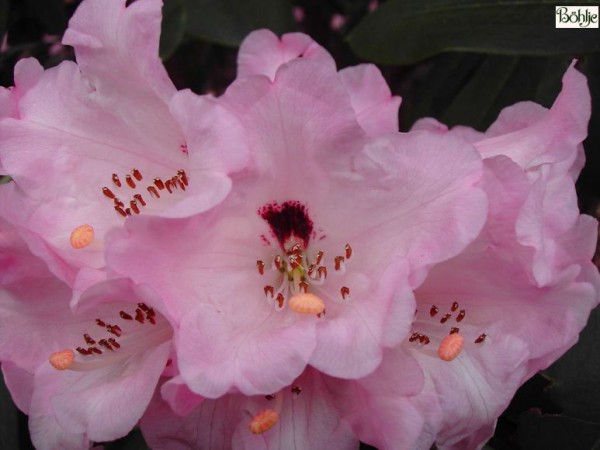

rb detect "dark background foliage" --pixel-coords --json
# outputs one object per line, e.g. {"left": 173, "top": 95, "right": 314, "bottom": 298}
{"left": 1, "top": 0, "right": 599, "bottom": 448}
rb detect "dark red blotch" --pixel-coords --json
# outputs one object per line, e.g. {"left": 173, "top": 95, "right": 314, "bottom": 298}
{"left": 259, "top": 201, "right": 313, "bottom": 249}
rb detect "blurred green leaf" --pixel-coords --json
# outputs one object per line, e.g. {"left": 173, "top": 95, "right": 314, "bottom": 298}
{"left": 517, "top": 411, "right": 600, "bottom": 450}
{"left": 160, "top": 0, "right": 187, "bottom": 60}
{"left": 0, "top": 0, "right": 7, "bottom": 43}
{"left": 183, "top": 0, "right": 294, "bottom": 47}
{"left": 348, "top": 0, "right": 600, "bottom": 65}
{"left": 24, "top": 0, "right": 67, "bottom": 35}
{"left": 544, "top": 307, "right": 600, "bottom": 423}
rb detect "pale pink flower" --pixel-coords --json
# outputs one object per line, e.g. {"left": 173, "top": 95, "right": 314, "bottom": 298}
{"left": 0, "top": 0, "right": 247, "bottom": 294}
{"left": 140, "top": 368, "right": 358, "bottom": 449}
{"left": 106, "top": 30, "right": 488, "bottom": 399}
{"left": 0, "top": 219, "right": 174, "bottom": 449}
{"left": 351, "top": 64, "right": 600, "bottom": 450}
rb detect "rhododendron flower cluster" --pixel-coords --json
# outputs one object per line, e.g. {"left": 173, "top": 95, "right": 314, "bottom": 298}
{"left": 0, "top": 0, "right": 598, "bottom": 449}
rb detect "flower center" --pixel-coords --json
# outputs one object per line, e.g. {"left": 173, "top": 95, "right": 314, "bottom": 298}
{"left": 49, "top": 302, "right": 172, "bottom": 371}
{"left": 101, "top": 167, "right": 189, "bottom": 218}
{"left": 408, "top": 301, "right": 487, "bottom": 361}
{"left": 256, "top": 201, "right": 352, "bottom": 317}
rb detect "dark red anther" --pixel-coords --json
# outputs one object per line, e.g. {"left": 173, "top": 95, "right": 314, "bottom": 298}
{"left": 125, "top": 174, "right": 136, "bottom": 189}
{"left": 256, "top": 260, "right": 265, "bottom": 275}
{"left": 177, "top": 169, "right": 188, "bottom": 186}
{"left": 317, "top": 266, "right": 327, "bottom": 279}
{"left": 409, "top": 332, "right": 420, "bottom": 342}
{"left": 84, "top": 334, "right": 95, "bottom": 345}
{"left": 265, "top": 394, "right": 276, "bottom": 401}
{"left": 340, "top": 286, "right": 350, "bottom": 300}
{"left": 90, "top": 347, "right": 102, "bottom": 355}
{"left": 102, "top": 187, "right": 116, "bottom": 199}
{"left": 148, "top": 316, "right": 156, "bottom": 325}
{"left": 112, "top": 174, "right": 122, "bottom": 187}
{"left": 120, "top": 311, "right": 133, "bottom": 320}
{"left": 334, "top": 256, "right": 345, "bottom": 271}
{"left": 134, "top": 194, "right": 146, "bottom": 206}
{"left": 475, "top": 333, "right": 487, "bottom": 344}
{"left": 165, "top": 179, "right": 174, "bottom": 193}
{"left": 98, "top": 339, "right": 113, "bottom": 351}
{"left": 125, "top": 208, "right": 132, "bottom": 216}
{"left": 274, "top": 255, "right": 282, "bottom": 270}
{"left": 307, "top": 264, "right": 316, "bottom": 276}
{"left": 276, "top": 293, "right": 284, "bottom": 308}
{"left": 146, "top": 308, "right": 156, "bottom": 319}
{"left": 115, "top": 205, "right": 127, "bottom": 217}
{"left": 154, "top": 178, "right": 165, "bottom": 190}
{"left": 107, "top": 325, "right": 122, "bottom": 337}
{"left": 299, "top": 281, "right": 308, "bottom": 293}
{"left": 176, "top": 178, "right": 186, "bottom": 191}
{"left": 456, "top": 310, "right": 466, "bottom": 322}
{"left": 264, "top": 286, "right": 274, "bottom": 298}
{"left": 345, "top": 244, "right": 352, "bottom": 259}
{"left": 290, "top": 243, "right": 301, "bottom": 255}
{"left": 147, "top": 186, "right": 160, "bottom": 199}
{"left": 291, "top": 385, "right": 302, "bottom": 395}
{"left": 317, "top": 308, "right": 326, "bottom": 319}
{"left": 135, "top": 308, "right": 145, "bottom": 323}
{"left": 114, "top": 198, "right": 124, "bottom": 208}
{"left": 138, "top": 303, "right": 150, "bottom": 312}
{"left": 132, "top": 168, "right": 143, "bottom": 181}
{"left": 76, "top": 347, "right": 90, "bottom": 355}
{"left": 430, "top": 305, "right": 439, "bottom": 317}
{"left": 451, "top": 301, "right": 459, "bottom": 312}
{"left": 130, "top": 200, "right": 140, "bottom": 215}
{"left": 171, "top": 176, "right": 180, "bottom": 190}
{"left": 108, "top": 338, "right": 121, "bottom": 349}
{"left": 419, "top": 334, "right": 430, "bottom": 345}
{"left": 440, "top": 313, "right": 451, "bottom": 324}
{"left": 96, "top": 319, "right": 106, "bottom": 327}
{"left": 450, "top": 327, "right": 460, "bottom": 335}
{"left": 315, "top": 251, "right": 324, "bottom": 265}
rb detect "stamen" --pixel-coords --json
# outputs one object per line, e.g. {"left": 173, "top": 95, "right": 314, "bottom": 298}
{"left": 154, "top": 178, "right": 165, "bottom": 190}
{"left": 474, "top": 333, "right": 487, "bottom": 344}
{"left": 177, "top": 169, "right": 188, "bottom": 186}
{"left": 147, "top": 186, "right": 160, "bottom": 199}
{"left": 316, "top": 251, "right": 324, "bottom": 265}
{"left": 291, "top": 385, "right": 302, "bottom": 395}
{"left": 70, "top": 224, "right": 95, "bottom": 249}
{"left": 130, "top": 200, "right": 140, "bottom": 215}
{"left": 450, "top": 327, "right": 460, "bottom": 334}
{"left": 430, "top": 305, "right": 439, "bottom": 317}
{"left": 125, "top": 175, "right": 136, "bottom": 189}
{"left": 112, "top": 174, "right": 121, "bottom": 187}
{"left": 451, "top": 302, "right": 459, "bottom": 312}
{"left": 288, "top": 293, "right": 325, "bottom": 315}
{"left": 134, "top": 194, "right": 146, "bottom": 207}
{"left": 132, "top": 168, "right": 143, "bottom": 181}
{"left": 49, "top": 349, "right": 74, "bottom": 370}
{"left": 249, "top": 409, "right": 279, "bottom": 435}
{"left": 317, "top": 266, "right": 327, "bottom": 279}
{"left": 456, "top": 310, "right": 466, "bottom": 322}
{"left": 345, "top": 244, "right": 352, "bottom": 259}
{"left": 438, "top": 333, "right": 464, "bottom": 361}
{"left": 440, "top": 313, "right": 451, "bottom": 324}
{"left": 256, "top": 260, "right": 265, "bottom": 275}
{"left": 102, "top": 187, "right": 116, "bottom": 199}
{"left": 334, "top": 256, "right": 345, "bottom": 271}
{"left": 264, "top": 286, "right": 274, "bottom": 298}
{"left": 115, "top": 205, "right": 127, "bottom": 217}
{"left": 340, "top": 286, "right": 350, "bottom": 300}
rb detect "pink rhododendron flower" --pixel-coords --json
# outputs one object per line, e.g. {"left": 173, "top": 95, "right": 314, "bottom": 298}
{"left": 140, "top": 368, "right": 359, "bottom": 449}
{"left": 349, "top": 63, "right": 600, "bottom": 450}
{"left": 0, "top": 0, "right": 247, "bottom": 294}
{"left": 106, "top": 29, "right": 487, "bottom": 400}
{"left": 0, "top": 228, "right": 175, "bottom": 449}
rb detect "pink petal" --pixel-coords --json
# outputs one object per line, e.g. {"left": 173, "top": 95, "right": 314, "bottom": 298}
{"left": 237, "top": 29, "right": 335, "bottom": 81}
{"left": 160, "top": 375, "right": 204, "bottom": 417}
{"left": 62, "top": 0, "right": 175, "bottom": 103}
{"left": 339, "top": 64, "right": 401, "bottom": 135}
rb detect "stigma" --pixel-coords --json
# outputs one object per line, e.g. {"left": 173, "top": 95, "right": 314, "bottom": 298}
{"left": 256, "top": 201, "right": 353, "bottom": 317}
{"left": 408, "top": 301, "right": 487, "bottom": 361}
{"left": 48, "top": 303, "right": 172, "bottom": 372}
